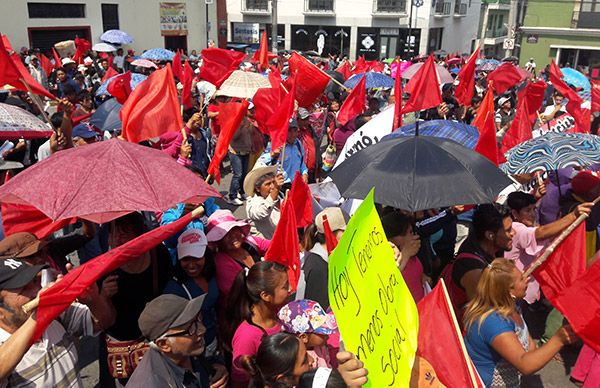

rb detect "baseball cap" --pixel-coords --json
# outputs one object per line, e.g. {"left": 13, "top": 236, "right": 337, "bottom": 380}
{"left": 177, "top": 229, "right": 208, "bottom": 259}
{"left": 298, "top": 108, "right": 310, "bottom": 120}
{"left": 0, "top": 258, "right": 45, "bottom": 290}
{"left": 277, "top": 299, "right": 338, "bottom": 335}
{"left": 0, "top": 232, "right": 48, "bottom": 260}
{"left": 289, "top": 118, "right": 299, "bottom": 128}
{"left": 315, "top": 207, "right": 349, "bottom": 234}
{"left": 72, "top": 123, "right": 97, "bottom": 139}
{"left": 138, "top": 294, "right": 206, "bottom": 341}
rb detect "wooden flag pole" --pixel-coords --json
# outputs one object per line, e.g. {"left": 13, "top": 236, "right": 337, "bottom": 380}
{"left": 523, "top": 194, "right": 600, "bottom": 278}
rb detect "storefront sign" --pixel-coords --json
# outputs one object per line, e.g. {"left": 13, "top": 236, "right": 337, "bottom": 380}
{"left": 232, "top": 23, "right": 260, "bottom": 43}
{"left": 527, "top": 35, "right": 538, "bottom": 44}
{"left": 160, "top": 2, "right": 187, "bottom": 36}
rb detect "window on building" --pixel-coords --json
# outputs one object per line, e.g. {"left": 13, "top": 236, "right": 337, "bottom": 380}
{"left": 29, "top": 27, "right": 90, "bottom": 53}
{"left": 454, "top": 0, "right": 467, "bottom": 15}
{"left": 434, "top": 1, "right": 451, "bottom": 15}
{"left": 579, "top": 0, "right": 600, "bottom": 28}
{"left": 375, "top": 0, "right": 406, "bottom": 13}
{"left": 101, "top": 4, "right": 119, "bottom": 31}
{"left": 27, "top": 3, "right": 85, "bottom": 18}
{"left": 307, "top": 0, "right": 334, "bottom": 11}
{"left": 244, "top": 0, "right": 269, "bottom": 11}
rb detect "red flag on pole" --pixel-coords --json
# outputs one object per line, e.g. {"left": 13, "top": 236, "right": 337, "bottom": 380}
{"left": 72, "top": 37, "right": 91, "bottom": 64}
{"left": 335, "top": 61, "right": 352, "bottom": 80}
{"left": 322, "top": 215, "right": 338, "bottom": 255}
{"left": 268, "top": 65, "right": 282, "bottom": 89}
{"left": 172, "top": 50, "right": 183, "bottom": 81}
{"left": 500, "top": 81, "right": 546, "bottom": 153}
{"left": 1, "top": 203, "right": 76, "bottom": 240}
{"left": 287, "top": 52, "right": 330, "bottom": 107}
{"left": 38, "top": 54, "right": 53, "bottom": 78}
{"left": 286, "top": 171, "right": 313, "bottom": 228}
{"left": 474, "top": 87, "right": 499, "bottom": 166}
{"left": 487, "top": 63, "right": 525, "bottom": 95}
{"left": 417, "top": 280, "right": 484, "bottom": 387}
{"left": 253, "top": 87, "right": 281, "bottom": 134}
{"left": 52, "top": 48, "right": 62, "bottom": 70}
{"left": 1, "top": 35, "right": 14, "bottom": 52}
{"left": 198, "top": 48, "right": 244, "bottom": 88}
{"left": 266, "top": 81, "right": 296, "bottom": 151}
{"left": 252, "top": 31, "right": 269, "bottom": 70}
{"left": 120, "top": 64, "right": 183, "bottom": 144}
{"left": 106, "top": 71, "right": 132, "bottom": 105}
{"left": 403, "top": 55, "right": 442, "bottom": 113}
{"left": 31, "top": 211, "right": 196, "bottom": 342}
{"left": 207, "top": 100, "right": 250, "bottom": 183}
{"left": 455, "top": 47, "right": 479, "bottom": 107}
{"left": 392, "top": 59, "right": 403, "bottom": 131}
{"left": 549, "top": 61, "right": 590, "bottom": 133}
{"left": 592, "top": 80, "right": 600, "bottom": 113}
{"left": 351, "top": 56, "right": 369, "bottom": 75}
{"left": 182, "top": 60, "right": 194, "bottom": 109}
{"left": 264, "top": 199, "right": 300, "bottom": 291}
{"left": 101, "top": 67, "right": 119, "bottom": 83}
{"left": 337, "top": 74, "right": 366, "bottom": 126}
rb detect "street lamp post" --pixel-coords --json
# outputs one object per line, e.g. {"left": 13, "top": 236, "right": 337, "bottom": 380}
{"left": 271, "top": 0, "right": 278, "bottom": 53}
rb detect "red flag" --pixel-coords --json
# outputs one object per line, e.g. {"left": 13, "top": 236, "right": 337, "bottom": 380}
{"left": 38, "top": 54, "right": 53, "bottom": 78}
{"left": 487, "top": 63, "right": 525, "bottom": 95}
{"left": 172, "top": 50, "right": 183, "bottom": 81}
{"left": 72, "top": 112, "right": 93, "bottom": 125}
{"left": 264, "top": 199, "right": 300, "bottom": 291}
{"left": 549, "top": 61, "right": 590, "bottom": 133}
{"left": 182, "top": 60, "right": 194, "bottom": 109}
{"left": 266, "top": 81, "right": 296, "bottom": 151}
{"left": 393, "top": 59, "right": 403, "bottom": 131}
{"left": 403, "top": 55, "right": 442, "bottom": 113}
{"left": 286, "top": 171, "right": 313, "bottom": 228}
{"left": 52, "top": 48, "right": 62, "bottom": 70}
{"left": 287, "top": 52, "right": 330, "bottom": 107}
{"left": 72, "top": 37, "right": 91, "bottom": 64}
{"left": 322, "top": 215, "right": 338, "bottom": 255}
{"left": 455, "top": 47, "right": 479, "bottom": 107}
{"left": 198, "top": 48, "right": 244, "bottom": 88}
{"left": 1, "top": 203, "right": 75, "bottom": 239}
{"left": 1, "top": 35, "right": 14, "bottom": 52}
{"left": 106, "top": 71, "right": 132, "bottom": 104}
{"left": 32, "top": 211, "right": 196, "bottom": 342}
{"left": 592, "top": 80, "right": 600, "bottom": 113}
{"left": 337, "top": 74, "right": 366, "bottom": 126}
{"left": 335, "top": 61, "right": 351, "bottom": 80}
{"left": 120, "top": 64, "right": 183, "bottom": 144}
{"left": 352, "top": 56, "right": 369, "bottom": 75}
{"left": 268, "top": 65, "right": 282, "bottom": 88}
{"left": 101, "top": 67, "right": 118, "bottom": 83}
{"left": 474, "top": 87, "right": 499, "bottom": 165}
{"left": 500, "top": 81, "right": 546, "bottom": 153}
{"left": 417, "top": 280, "right": 483, "bottom": 387}
{"left": 367, "top": 60, "right": 385, "bottom": 73}
{"left": 0, "top": 38, "right": 55, "bottom": 100}
{"left": 253, "top": 87, "right": 281, "bottom": 135}
{"left": 207, "top": 100, "right": 250, "bottom": 183}
{"left": 252, "top": 31, "right": 269, "bottom": 70}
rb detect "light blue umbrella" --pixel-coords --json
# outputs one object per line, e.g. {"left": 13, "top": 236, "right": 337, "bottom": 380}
{"left": 561, "top": 68, "right": 590, "bottom": 91}
{"left": 141, "top": 48, "right": 176, "bottom": 61}
{"left": 100, "top": 29, "right": 134, "bottom": 45}
{"left": 343, "top": 72, "right": 395, "bottom": 89}
{"left": 95, "top": 73, "right": 148, "bottom": 97}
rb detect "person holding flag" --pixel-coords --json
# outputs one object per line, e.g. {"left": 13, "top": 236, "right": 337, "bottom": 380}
{"left": 244, "top": 166, "right": 284, "bottom": 239}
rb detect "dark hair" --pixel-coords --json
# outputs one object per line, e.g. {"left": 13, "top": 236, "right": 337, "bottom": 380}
{"left": 298, "top": 368, "right": 346, "bottom": 388}
{"left": 354, "top": 114, "right": 371, "bottom": 129}
{"left": 50, "top": 112, "right": 63, "bottom": 128}
{"left": 224, "top": 262, "right": 288, "bottom": 349}
{"left": 471, "top": 95, "right": 483, "bottom": 105}
{"left": 472, "top": 203, "right": 511, "bottom": 241}
{"left": 381, "top": 211, "right": 414, "bottom": 239}
{"left": 56, "top": 67, "right": 66, "bottom": 74}
{"left": 112, "top": 211, "right": 146, "bottom": 237}
{"left": 254, "top": 172, "right": 276, "bottom": 193}
{"left": 242, "top": 333, "right": 301, "bottom": 388}
{"left": 62, "top": 84, "right": 76, "bottom": 97}
{"left": 301, "top": 223, "right": 326, "bottom": 251}
{"left": 506, "top": 192, "right": 536, "bottom": 212}
{"left": 77, "top": 91, "right": 92, "bottom": 102}
{"left": 174, "top": 248, "right": 216, "bottom": 281}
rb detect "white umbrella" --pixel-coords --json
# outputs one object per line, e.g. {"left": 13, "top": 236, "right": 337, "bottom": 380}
{"left": 92, "top": 42, "right": 117, "bottom": 53}
{"left": 0, "top": 103, "right": 52, "bottom": 139}
{"left": 402, "top": 62, "right": 454, "bottom": 85}
{"left": 217, "top": 70, "right": 271, "bottom": 99}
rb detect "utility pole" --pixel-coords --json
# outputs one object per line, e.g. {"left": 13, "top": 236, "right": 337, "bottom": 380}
{"left": 271, "top": 0, "right": 278, "bottom": 53}
{"left": 505, "top": 0, "right": 519, "bottom": 57}
{"left": 406, "top": 1, "right": 414, "bottom": 59}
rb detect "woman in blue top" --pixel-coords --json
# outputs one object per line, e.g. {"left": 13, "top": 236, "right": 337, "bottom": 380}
{"left": 163, "top": 228, "right": 220, "bottom": 356}
{"left": 463, "top": 258, "right": 577, "bottom": 387}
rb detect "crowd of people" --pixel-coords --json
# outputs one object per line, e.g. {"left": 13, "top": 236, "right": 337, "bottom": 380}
{"left": 1, "top": 35, "right": 600, "bottom": 388}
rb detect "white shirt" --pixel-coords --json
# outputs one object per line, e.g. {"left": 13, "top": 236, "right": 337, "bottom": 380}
{"left": 113, "top": 55, "right": 125, "bottom": 70}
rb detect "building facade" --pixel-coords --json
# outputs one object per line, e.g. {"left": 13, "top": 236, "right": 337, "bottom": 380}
{"left": 519, "top": 0, "right": 600, "bottom": 72}
{"left": 226, "top": 0, "right": 481, "bottom": 60}
{"left": 0, "top": 0, "right": 220, "bottom": 55}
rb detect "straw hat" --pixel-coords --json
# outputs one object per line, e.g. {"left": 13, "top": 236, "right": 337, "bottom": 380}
{"left": 243, "top": 165, "right": 277, "bottom": 197}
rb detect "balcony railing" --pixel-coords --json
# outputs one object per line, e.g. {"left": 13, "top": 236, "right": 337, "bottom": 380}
{"left": 434, "top": 1, "right": 452, "bottom": 15}
{"left": 243, "top": 0, "right": 269, "bottom": 13}
{"left": 305, "top": 0, "right": 334, "bottom": 12}
{"left": 485, "top": 27, "right": 508, "bottom": 39}
{"left": 454, "top": 0, "right": 467, "bottom": 15}
{"left": 373, "top": 0, "right": 407, "bottom": 14}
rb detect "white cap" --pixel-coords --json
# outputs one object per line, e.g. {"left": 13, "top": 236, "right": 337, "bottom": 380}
{"left": 498, "top": 96, "right": 510, "bottom": 106}
{"left": 177, "top": 229, "right": 207, "bottom": 259}
{"left": 61, "top": 57, "right": 76, "bottom": 66}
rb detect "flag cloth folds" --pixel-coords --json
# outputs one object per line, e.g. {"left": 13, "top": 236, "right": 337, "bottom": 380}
{"left": 352, "top": 56, "right": 369, "bottom": 75}
{"left": 1, "top": 203, "right": 75, "bottom": 240}
{"left": 403, "top": 55, "right": 442, "bottom": 113}
{"left": 106, "top": 71, "right": 132, "bottom": 105}
{"left": 207, "top": 100, "right": 250, "bottom": 183}
{"left": 501, "top": 81, "right": 546, "bottom": 153}
{"left": 72, "top": 37, "right": 91, "bottom": 64}
{"left": 592, "top": 80, "right": 600, "bottom": 113}
{"left": 337, "top": 74, "right": 366, "bottom": 126}
{"left": 286, "top": 171, "right": 313, "bottom": 228}
{"left": 417, "top": 280, "right": 483, "bottom": 388}
{"left": 172, "top": 50, "right": 182, "bottom": 81}
{"left": 264, "top": 199, "right": 300, "bottom": 291}
{"left": 487, "top": 63, "right": 524, "bottom": 95}
{"left": 266, "top": 81, "right": 296, "bottom": 151}
{"left": 0, "top": 38, "right": 55, "bottom": 100}
{"left": 335, "top": 61, "right": 352, "bottom": 80}
{"left": 288, "top": 52, "right": 330, "bottom": 107}
{"left": 101, "top": 67, "right": 118, "bottom": 83}
{"left": 393, "top": 59, "right": 403, "bottom": 131}
{"left": 252, "top": 31, "right": 269, "bottom": 70}
{"left": 52, "top": 48, "right": 62, "bottom": 70}
{"left": 253, "top": 87, "right": 281, "bottom": 135}
{"left": 198, "top": 48, "right": 244, "bottom": 88}
{"left": 120, "top": 64, "right": 183, "bottom": 144}
{"left": 182, "top": 60, "right": 194, "bottom": 109}
{"left": 474, "top": 87, "right": 499, "bottom": 165}
{"left": 38, "top": 54, "right": 53, "bottom": 79}
{"left": 455, "top": 47, "right": 479, "bottom": 107}
{"left": 322, "top": 215, "right": 338, "bottom": 255}
{"left": 549, "top": 60, "right": 590, "bottom": 133}
{"left": 32, "top": 211, "right": 196, "bottom": 342}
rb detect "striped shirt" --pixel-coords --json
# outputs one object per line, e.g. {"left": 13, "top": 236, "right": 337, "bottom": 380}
{"left": 0, "top": 303, "right": 96, "bottom": 388}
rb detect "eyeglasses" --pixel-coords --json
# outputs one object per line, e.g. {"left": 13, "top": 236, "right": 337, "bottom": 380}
{"left": 162, "top": 316, "right": 203, "bottom": 338}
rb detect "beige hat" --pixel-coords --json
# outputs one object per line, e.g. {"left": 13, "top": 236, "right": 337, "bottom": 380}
{"left": 315, "top": 208, "right": 349, "bottom": 234}
{"left": 243, "top": 165, "right": 277, "bottom": 197}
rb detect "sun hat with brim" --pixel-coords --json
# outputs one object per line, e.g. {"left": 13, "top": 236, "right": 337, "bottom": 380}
{"left": 243, "top": 165, "right": 277, "bottom": 198}
{"left": 0, "top": 232, "right": 49, "bottom": 260}
{"left": 139, "top": 294, "right": 206, "bottom": 341}
{"left": 61, "top": 58, "right": 76, "bottom": 66}
{"left": 0, "top": 260, "right": 46, "bottom": 290}
{"left": 205, "top": 209, "right": 251, "bottom": 242}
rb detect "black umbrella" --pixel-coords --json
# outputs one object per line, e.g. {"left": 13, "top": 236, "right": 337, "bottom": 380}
{"left": 89, "top": 98, "right": 122, "bottom": 132}
{"left": 329, "top": 135, "right": 512, "bottom": 211}
{"left": 324, "top": 70, "right": 345, "bottom": 99}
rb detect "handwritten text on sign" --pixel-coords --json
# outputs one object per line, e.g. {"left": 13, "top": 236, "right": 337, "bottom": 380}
{"left": 328, "top": 190, "right": 419, "bottom": 387}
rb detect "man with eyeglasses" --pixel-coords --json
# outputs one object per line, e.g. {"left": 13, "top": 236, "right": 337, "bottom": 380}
{"left": 127, "top": 294, "right": 228, "bottom": 387}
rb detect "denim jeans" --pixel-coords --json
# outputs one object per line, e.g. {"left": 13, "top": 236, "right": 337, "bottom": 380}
{"left": 228, "top": 152, "right": 249, "bottom": 199}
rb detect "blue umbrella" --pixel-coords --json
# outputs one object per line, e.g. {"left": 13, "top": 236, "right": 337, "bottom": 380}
{"left": 387, "top": 120, "right": 480, "bottom": 149}
{"left": 141, "top": 48, "right": 176, "bottom": 61}
{"left": 477, "top": 59, "right": 501, "bottom": 71}
{"left": 95, "top": 73, "right": 148, "bottom": 97}
{"left": 89, "top": 98, "right": 122, "bottom": 132}
{"left": 561, "top": 68, "right": 590, "bottom": 91}
{"left": 343, "top": 72, "right": 395, "bottom": 89}
{"left": 100, "top": 29, "right": 134, "bottom": 45}
{"left": 501, "top": 132, "right": 600, "bottom": 174}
